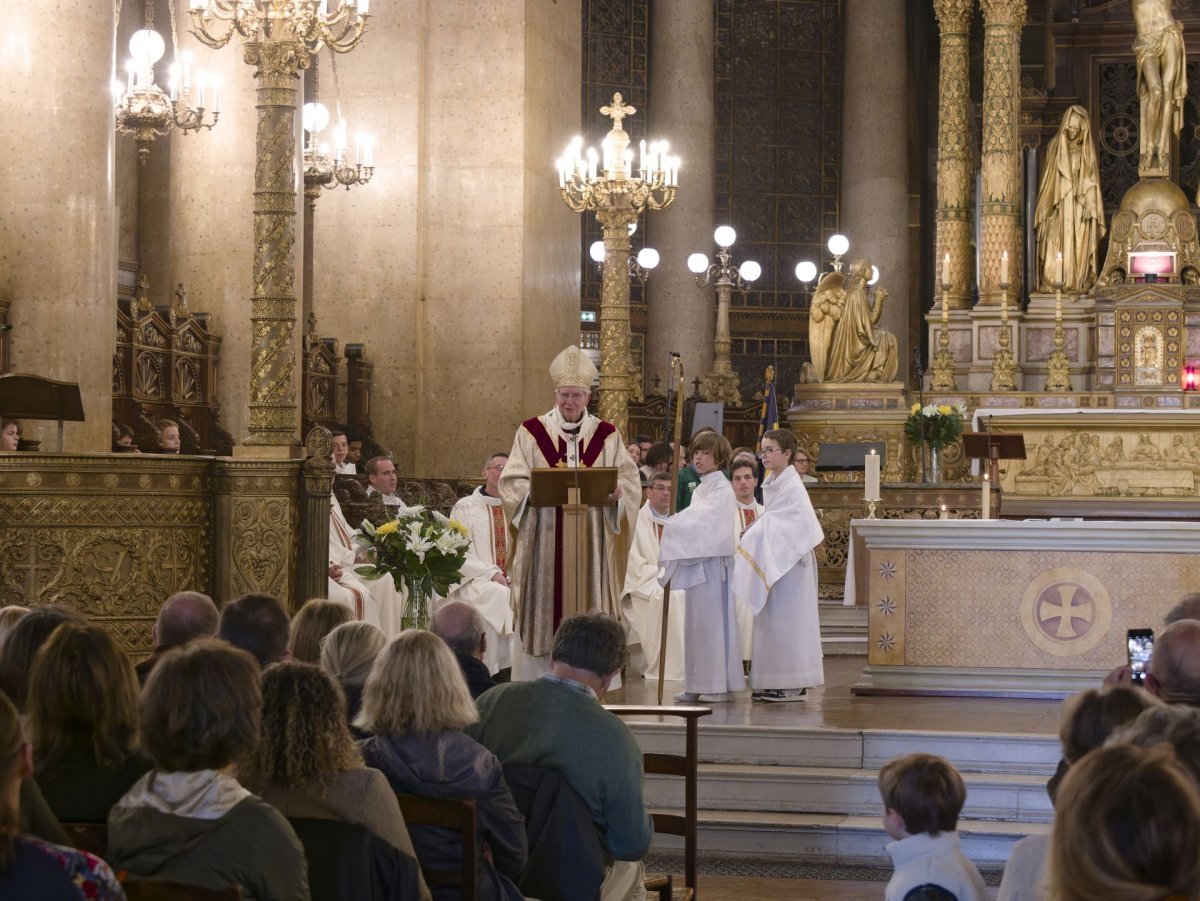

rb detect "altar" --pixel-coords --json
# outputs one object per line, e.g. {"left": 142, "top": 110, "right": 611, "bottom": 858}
{"left": 844, "top": 519, "right": 1200, "bottom": 698}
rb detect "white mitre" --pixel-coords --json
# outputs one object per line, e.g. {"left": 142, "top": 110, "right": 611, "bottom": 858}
{"left": 549, "top": 345, "right": 599, "bottom": 390}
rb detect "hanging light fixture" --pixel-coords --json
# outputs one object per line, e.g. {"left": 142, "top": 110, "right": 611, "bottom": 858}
{"left": 301, "top": 56, "right": 374, "bottom": 209}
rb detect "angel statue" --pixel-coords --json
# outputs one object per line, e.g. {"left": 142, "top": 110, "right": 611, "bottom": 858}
{"left": 808, "top": 259, "right": 898, "bottom": 383}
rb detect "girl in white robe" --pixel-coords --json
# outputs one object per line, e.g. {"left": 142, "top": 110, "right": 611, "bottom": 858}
{"left": 734, "top": 428, "right": 825, "bottom": 701}
{"left": 658, "top": 432, "right": 745, "bottom": 701}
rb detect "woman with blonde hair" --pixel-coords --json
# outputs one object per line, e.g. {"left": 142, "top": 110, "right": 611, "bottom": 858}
{"left": 357, "top": 630, "right": 526, "bottom": 901}
{"left": 0, "top": 691, "right": 124, "bottom": 898}
{"left": 27, "top": 623, "right": 152, "bottom": 822}
{"left": 320, "top": 621, "right": 387, "bottom": 734}
{"left": 289, "top": 598, "right": 354, "bottom": 664}
{"left": 1048, "top": 742, "right": 1200, "bottom": 900}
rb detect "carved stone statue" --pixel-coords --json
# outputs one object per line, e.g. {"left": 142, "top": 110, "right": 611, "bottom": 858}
{"left": 1034, "top": 106, "right": 1105, "bottom": 293}
{"left": 1132, "top": 0, "right": 1187, "bottom": 175}
{"left": 809, "top": 259, "right": 898, "bottom": 383}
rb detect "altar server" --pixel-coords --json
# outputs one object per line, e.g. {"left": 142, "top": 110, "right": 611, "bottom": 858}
{"left": 443, "top": 452, "right": 520, "bottom": 674}
{"left": 729, "top": 456, "right": 762, "bottom": 662}
{"left": 734, "top": 428, "right": 825, "bottom": 702}
{"left": 328, "top": 495, "right": 406, "bottom": 636}
{"left": 658, "top": 431, "right": 744, "bottom": 702}
{"left": 622, "top": 471, "right": 686, "bottom": 682}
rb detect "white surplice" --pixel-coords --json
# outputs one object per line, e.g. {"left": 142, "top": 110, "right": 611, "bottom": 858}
{"left": 443, "top": 487, "right": 520, "bottom": 674}
{"left": 334, "top": 460, "right": 358, "bottom": 475}
{"left": 658, "top": 470, "right": 745, "bottom": 695}
{"left": 733, "top": 465, "right": 825, "bottom": 690}
{"left": 622, "top": 502, "right": 686, "bottom": 682}
{"left": 733, "top": 500, "right": 764, "bottom": 661}
{"left": 329, "top": 496, "right": 406, "bottom": 637}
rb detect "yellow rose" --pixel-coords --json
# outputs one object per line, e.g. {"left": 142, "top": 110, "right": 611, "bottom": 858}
{"left": 376, "top": 520, "right": 399, "bottom": 536}
{"left": 937, "top": 404, "right": 952, "bottom": 415}
{"left": 910, "top": 403, "right": 921, "bottom": 414}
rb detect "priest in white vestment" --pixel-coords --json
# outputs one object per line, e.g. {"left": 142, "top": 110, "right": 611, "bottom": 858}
{"left": 499, "top": 346, "right": 641, "bottom": 678}
{"left": 734, "top": 429, "right": 825, "bottom": 702}
{"left": 365, "top": 456, "right": 403, "bottom": 505}
{"left": 621, "top": 471, "right": 686, "bottom": 682}
{"left": 658, "top": 432, "right": 745, "bottom": 701}
{"left": 328, "top": 494, "right": 406, "bottom": 636}
{"left": 443, "top": 451, "right": 520, "bottom": 674}
{"left": 730, "top": 457, "right": 763, "bottom": 662}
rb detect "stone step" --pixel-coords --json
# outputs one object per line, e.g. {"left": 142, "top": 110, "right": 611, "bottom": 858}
{"left": 821, "top": 635, "right": 867, "bottom": 655}
{"left": 645, "top": 763, "right": 1052, "bottom": 824}
{"left": 649, "top": 808, "right": 1046, "bottom": 869}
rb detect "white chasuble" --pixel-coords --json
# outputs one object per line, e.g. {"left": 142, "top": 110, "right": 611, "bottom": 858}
{"left": 658, "top": 471, "right": 745, "bottom": 695}
{"left": 443, "top": 487, "right": 520, "bottom": 673}
{"left": 733, "top": 501, "right": 764, "bottom": 660}
{"left": 734, "top": 465, "right": 825, "bottom": 690}
{"left": 621, "top": 502, "right": 686, "bottom": 682}
{"left": 498, "top": 407, "right": 641, "bottom": 659}
{"left": 329, "top": 496, "right": 406, "bottom": 637}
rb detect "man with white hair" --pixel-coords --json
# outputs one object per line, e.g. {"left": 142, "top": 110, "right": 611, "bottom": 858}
{"left": 499, "top": 346, "right": 641, "bottom": 678}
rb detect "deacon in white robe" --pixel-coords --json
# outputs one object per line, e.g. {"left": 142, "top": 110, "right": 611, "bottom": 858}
{"left": 734, "top": 439, "right": 825, "bottom": 697}
{"left": 658, "top": 449, "right": 745, "bottom": 699}
{"left": 499, "top": 346, "right": 641, "bottom": 677}
{"left": 328, "top": 495, "right": 406, "bottom": 636}
{"left": 730, "top": 459, "right": 764, "bottom": 662}
{"left": 621, "top": 475, "right": 686, "bottom": 682}
{"left": 443, "top": 453, "right": 521, "bottom": 674}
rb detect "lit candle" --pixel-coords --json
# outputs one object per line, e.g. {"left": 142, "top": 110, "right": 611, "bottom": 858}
{"left": 358, "top": 0, "right": 369, "bottom": 13}
{"left": 942, "top": 289, "right": 949, "bottom": 324}
{"left": 1001, "top": 285, "right": 1008, "bottom": 324}
{"left": 639, "top": 138, "right": 646, "bottom": 174}
{"left": 197, "top": 76, "right": 205, "bottom": 110}
{"left": 1055, "top": 250, "right": 1063, "bottom": 287}
{"left": 981, "top": 474, "right": 991, "bottom": 520}
{"left": 942, "top": 252, "right": 951, "bottom": 286}
{"left": 1055, "top": 291, "right": 1062, "bottom": 324}
{"left": 939, "top": 504, "right": 949, "bottom": 520}
{"left": 865, "top": 450, "right": 881, "bottom": 502}
{"left": 1000, "top": 249, "right": 1009, "bottom": 285}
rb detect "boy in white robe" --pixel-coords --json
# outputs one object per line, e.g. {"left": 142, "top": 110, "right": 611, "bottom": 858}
{"left": 443, "top": 452, "right": 521, "bottom": 674}
{"left": 658, "top": 432, "right": 745, "bottom": 702}
{"left": 734, "top": 428, "right": 825, "bottom": 702}
{"left": 622, "top": 471, "right": 686, "bottom": 682}
{"left": 729, "top": 457, "right": 762, "bottom": 663}
{"left": 329, "top": 494, "right": 406, "bottom": 636}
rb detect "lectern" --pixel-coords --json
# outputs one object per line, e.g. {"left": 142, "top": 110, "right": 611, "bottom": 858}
{"left": 530, "top": 467, "right": 617, "bottom": 622}
{"left": 0, "top": 373, "right": 85, "bottom": 452}
{"left": 962, "top": 431, "right": 1026, "bottom": 486}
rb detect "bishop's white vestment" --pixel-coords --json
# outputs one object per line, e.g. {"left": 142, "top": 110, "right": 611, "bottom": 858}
{"left": 733, "top": 499, "right": 764, "bottom": 661}
{"left": 499, "top": 407, "right": 641, "bottom": 662}
{"left": 444, "top": 487, "right": 520, "bottom": 674}
{"left": 733, "top": 465, "right": 825, "bottom": 690}
{"left": 328, "top": 495, "right": 406, "bottom": 637}
{"left": 658, "top": 470, "right": 745, "bottom": 695}
{"left": 622, "top": 502, "right": 686, "bottom": 682}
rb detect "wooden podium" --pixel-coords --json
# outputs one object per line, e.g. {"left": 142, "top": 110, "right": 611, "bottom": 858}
{"left": 530, "top": 467, "right": 617, "bottom": 622}
{"left": 962, "top": 431, "right": 1026, "bottom": 486}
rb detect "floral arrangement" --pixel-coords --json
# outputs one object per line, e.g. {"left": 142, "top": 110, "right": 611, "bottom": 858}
{"left": 904, "top": 402, "right": 967, "bottom": 450}
{"left": 355, "top": 506, "right": 471, "bottom": 629}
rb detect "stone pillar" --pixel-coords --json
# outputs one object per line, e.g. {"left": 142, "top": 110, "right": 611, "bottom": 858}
{"left": 0, "top": 1, "right": 115, "bottom": 451}
{"left": 932, "top": 0, "right": 974, "bottom": 311}
{"left": 646, "top": 0, "right": 716, "bottom": 392}
{"left": 842, "top": 0, "right": 909, "bottom": 361}
{"left": 978, "top": 0, "right": 1026, "bottom": 306}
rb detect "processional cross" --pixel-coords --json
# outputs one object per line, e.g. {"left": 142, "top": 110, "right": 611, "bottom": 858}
{"left": 600, "top": 93, "right": 636, "bottom": 132}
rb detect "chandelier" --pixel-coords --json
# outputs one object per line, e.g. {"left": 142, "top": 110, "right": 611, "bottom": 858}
{"left": 113, "top": 0, "right": 219, "bottom": 163}
{"left": 187, "top": 0, "right": 370, "bottom": 53}
{"left": 302, "top": 58, "right": 374, "bottom": 209}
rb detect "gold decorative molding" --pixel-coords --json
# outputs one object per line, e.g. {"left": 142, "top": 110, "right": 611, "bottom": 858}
{"left": 933, "top": 0, "right": 974, "bottom": 307}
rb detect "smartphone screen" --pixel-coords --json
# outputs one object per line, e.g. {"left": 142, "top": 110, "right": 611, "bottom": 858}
{"left": 1128, "top": 628, "right": 1154, "bottom": 685}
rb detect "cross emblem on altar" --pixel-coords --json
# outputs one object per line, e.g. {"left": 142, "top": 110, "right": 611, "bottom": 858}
{"left": 1037, "top": 584, "right": 1095, "bottom": 640}
{"left": 600, "top": 93, "right": 636, "bottom": 132}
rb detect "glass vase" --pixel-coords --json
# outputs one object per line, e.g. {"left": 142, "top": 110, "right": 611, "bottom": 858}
{"left": 402, "top": 575, "right": 432, "bottom": 631}
{"left": 929, "top": 445, "right": 943, "bottom": 484}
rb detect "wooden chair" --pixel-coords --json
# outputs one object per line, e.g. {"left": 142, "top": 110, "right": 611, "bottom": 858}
{"left": 606, "top": 704, "right": 712, "bottom": 901}
{"left": 396, "top": 794, "right": 477, "bottom": 900}
{"left": 121, "top": 879, "right": 242, "bottom": 900}
{"left": 60, "top": 821, "right": 108, "bottom": 857}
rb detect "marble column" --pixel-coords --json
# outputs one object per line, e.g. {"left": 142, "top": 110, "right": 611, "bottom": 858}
{"left": 978, "top": 0, "right": 1026, "bottom": 306}
{"left": 646, "top": 0, "right": 716, "bottom": 393}
{"left": 932, "top": 0, "right": 974, "bottom": 311}
{"left": 0, "top": 1, "right": 116, "bottom": 451}
{"left": 151, "top": 1, "right": 260, "bottom": 444}
{"left": 312, "top": 0, "right": 580, "bottom": 476}
{"left": 842, "top": 0, "right": 909, "bottom": 364}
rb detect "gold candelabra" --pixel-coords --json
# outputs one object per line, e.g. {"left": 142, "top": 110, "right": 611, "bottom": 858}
{"left": 689, "top": 226, "right": 759, "bottom": 405}
{"left": 1044, "top": 278, "right": 1073, "bottom": 392}
{"left": 301, "top": 58, "right": 374, "bottom": 210}
{"left": 989, "top": 274, "right": 1017, "bottom": 391}
{"left": 930, "top": 275, "right": 958, "bottom": 391}
{"left": 189, "top": 0, "right": 370, "bottom": 447}
{"left": 558, "top": 93, "right": 678, "bottom": 437}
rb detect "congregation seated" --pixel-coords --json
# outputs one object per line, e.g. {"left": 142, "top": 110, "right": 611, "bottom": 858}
{"left": 468, "top": 613, "right": 653, "bottom": 899}
{"left": 218, "top": 592, "right": 292, "bottom": 669}
{"left": 319, "top": 621, "right": 386, "bottom": 737}
{"left": 27, "top": 623, "right": 153, "bottom": 823}
{"left": 356, "top": 630, "right": 527, "bottom": 901}
{"left": 107, "top": 639, "right": 309, "bottom": 899}
{"left": 0, "top": 691, "right": 125, "bottom": 900}
{"left": 0, "top": 418, "right": 20, "bottom": 452}
{"left": 289, "top": 598, "right": 353, "bottom": 664}
{"left": 431, "top": 602, "right": 499, "bottom": 700}
{"left": 135, "top": 591, "right": 220, "bottom": 685}
{"left": 0, "top": 604, "right": 87, "bottom": 711}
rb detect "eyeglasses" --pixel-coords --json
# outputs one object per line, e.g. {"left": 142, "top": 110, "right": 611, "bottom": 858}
{"left": 758, "top": 447, "right": 781, "bottom": 457}
{"left": 795, "top": 457, "right": 810, "bottom": 465}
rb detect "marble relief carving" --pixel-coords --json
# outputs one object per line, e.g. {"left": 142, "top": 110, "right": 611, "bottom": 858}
{"left": 1013, "top": 430, "right": 1200, "bottom": 496}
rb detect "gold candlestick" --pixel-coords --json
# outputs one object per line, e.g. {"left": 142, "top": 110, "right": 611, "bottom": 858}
{"left": 931, "top": 278, "right": 958, "bottom": 391}
{"left": 990, "top": 277, "right": 1017, "bottom": 390}
{"left": 1044, "top": 281, "right": 1072, "bottom": 392}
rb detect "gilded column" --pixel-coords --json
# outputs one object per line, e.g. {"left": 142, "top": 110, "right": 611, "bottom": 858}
{"left": 596, "top": 203, "right": 637, "bottom": 437}
{"left": 978, "top": 0, "right": 1026, "bottom": 306}
{"left": 933, "top": 0, "right": 974, "bottom": 310}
